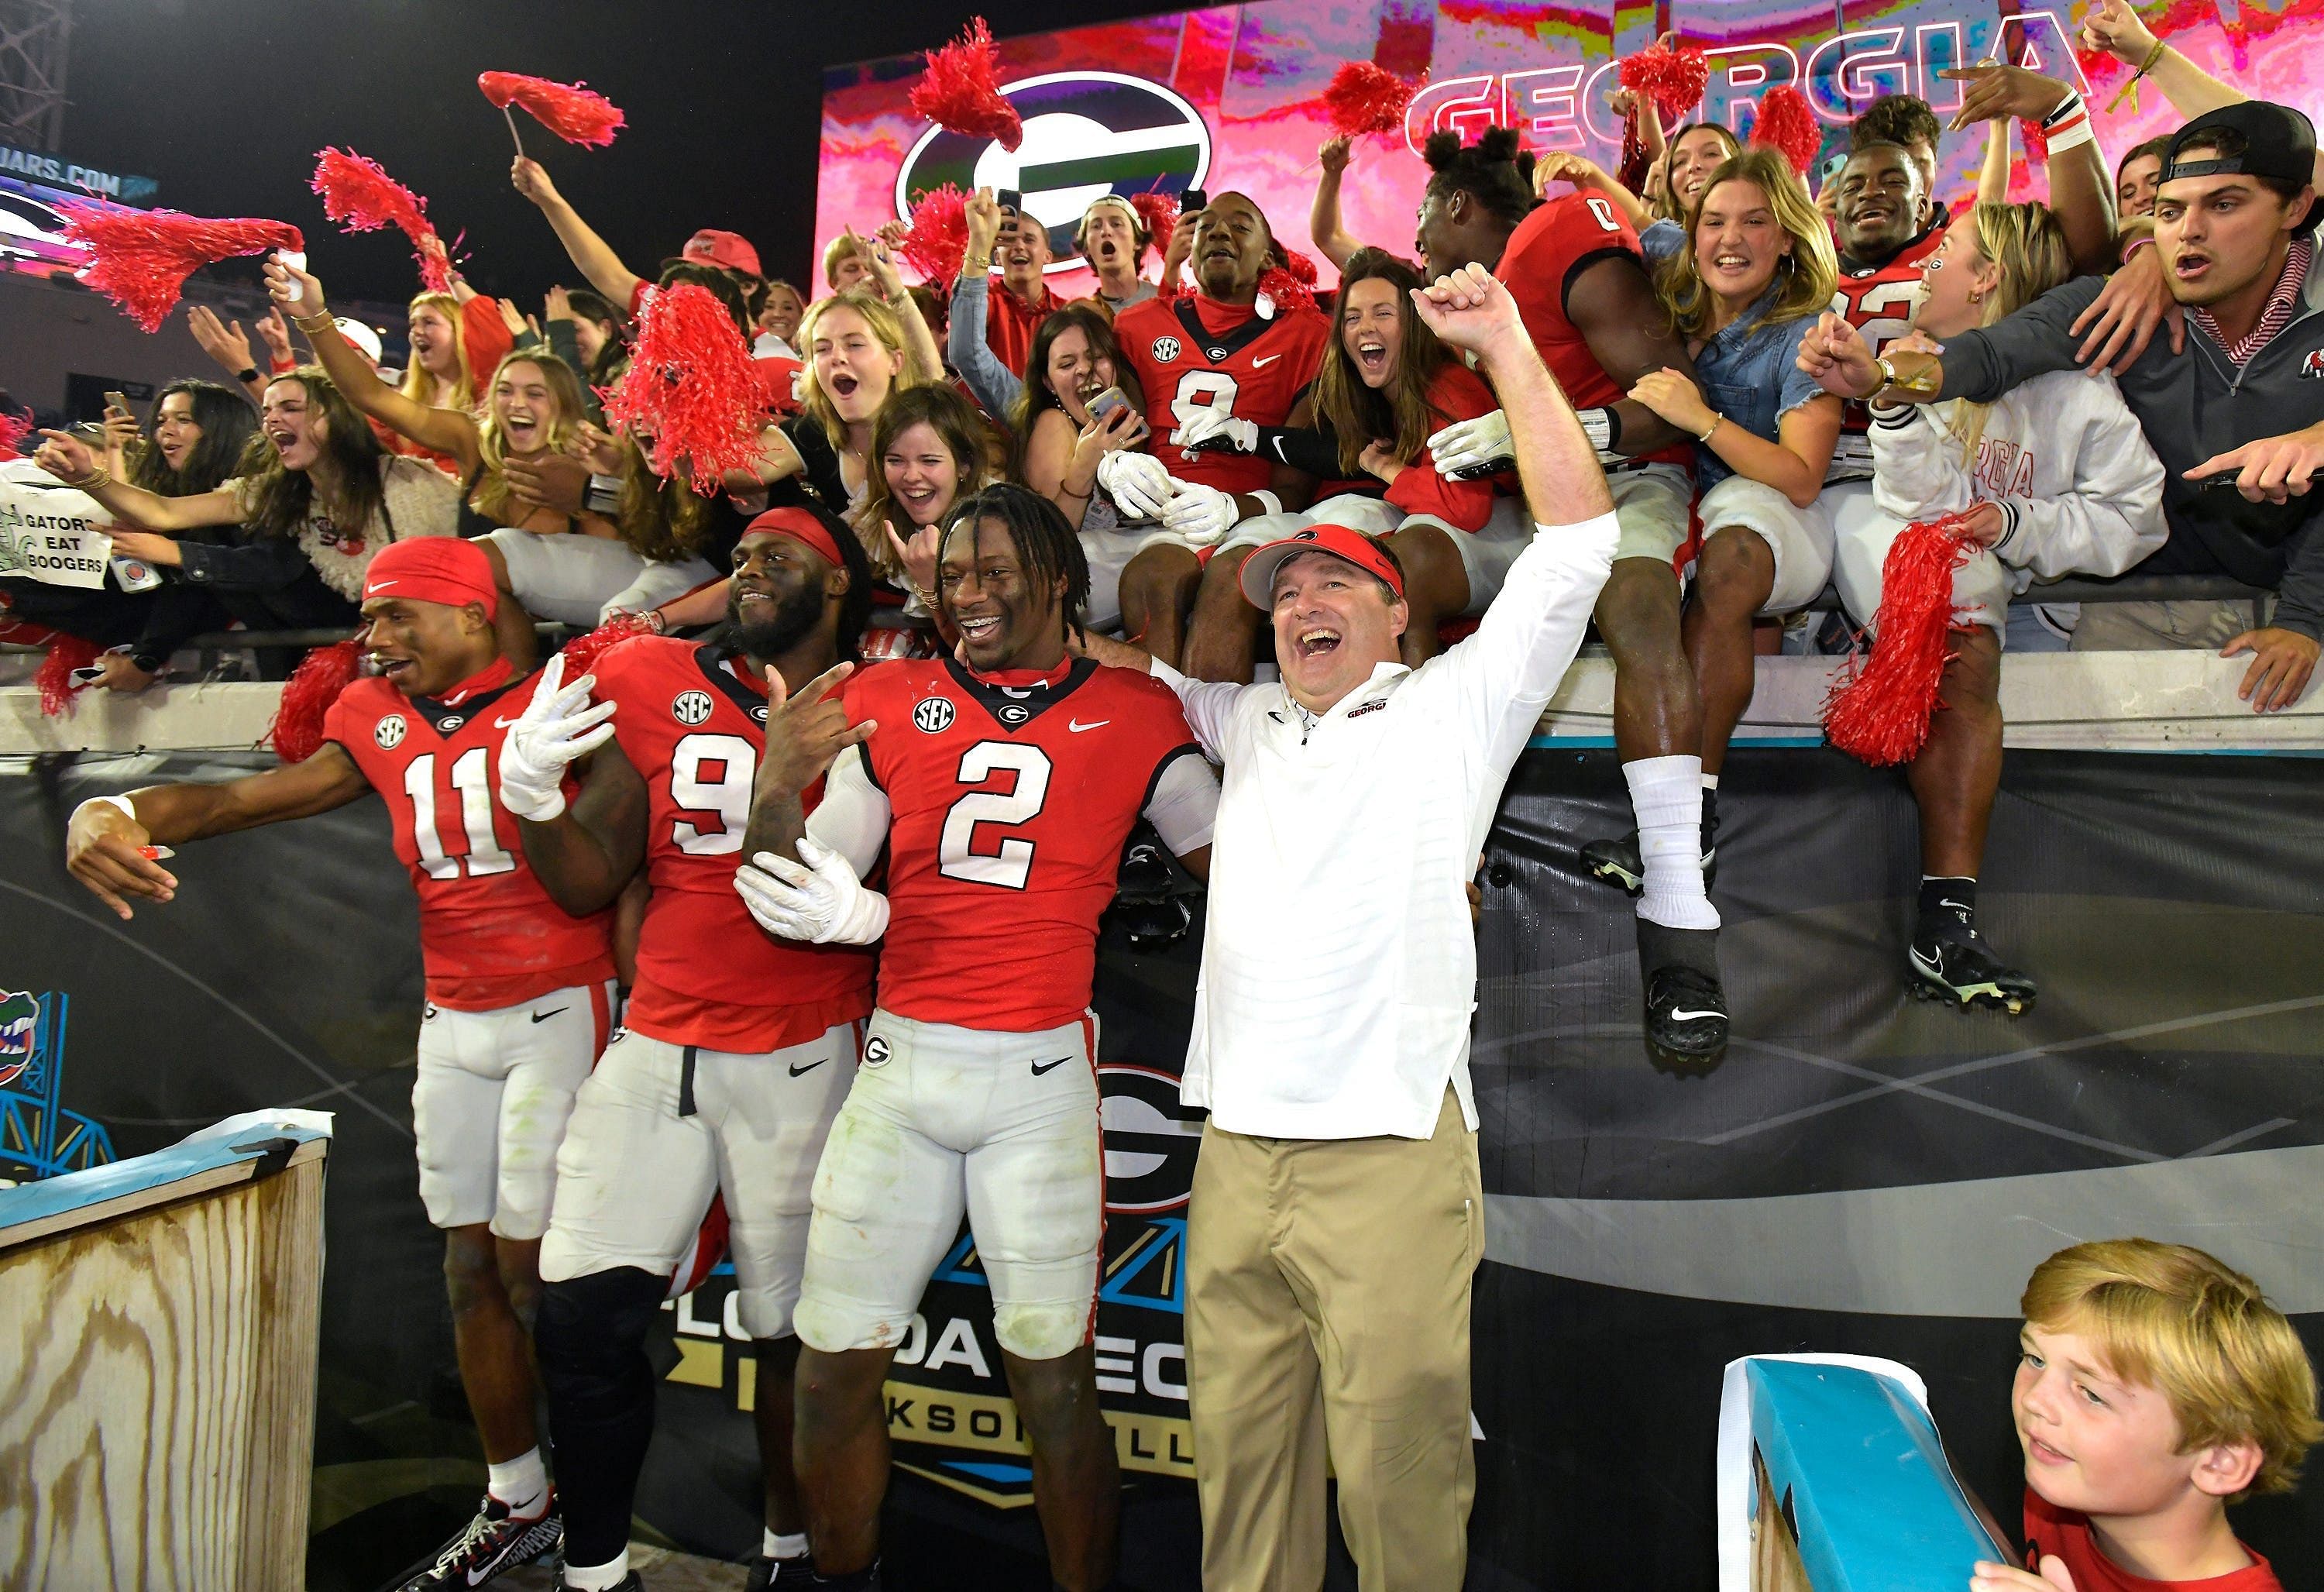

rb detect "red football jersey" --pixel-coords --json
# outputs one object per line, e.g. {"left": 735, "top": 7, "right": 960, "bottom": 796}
{"left": 590, "top": 637, "right": 875, "bottom": 1052}
{"left": 844, "top": 657, "right": 1204, "bottom": 1033}
{"left": 1381, "top": 362, "right": 1502, "bottom": 531}
{"left": 1500, "top": 194, "right": 1690, "bottom": 468}
{"left": 1827, "top": 225, "right": 1948, "bottom": 476}
{"left": 1114, "top": 294, "right": 1332, "bottom": 494}
{"left": 2024, "top": 1491, "right": 2281, "bottom": 1592}
{"left": 325, "top": 669, "right": 616, "bottom": 1012}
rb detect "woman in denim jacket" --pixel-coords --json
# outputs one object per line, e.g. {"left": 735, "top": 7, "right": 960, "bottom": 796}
{"left": 1626, "top": 147, "right": 1845, "bottom": 820}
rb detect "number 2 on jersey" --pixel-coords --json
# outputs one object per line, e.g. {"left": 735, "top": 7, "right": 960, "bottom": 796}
{"left": 939, "top": 741, "right": 1051, "bottom": 890}
{"left": 404, "top": 748, "right": 514, "bottom": 879}
{"left": 1167, "top": 370, "right": 1242, "bottom": 448}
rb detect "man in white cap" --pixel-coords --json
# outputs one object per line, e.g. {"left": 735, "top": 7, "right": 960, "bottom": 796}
{"left": 1086, "top": 261, "right": 1618, "bottom": 1587}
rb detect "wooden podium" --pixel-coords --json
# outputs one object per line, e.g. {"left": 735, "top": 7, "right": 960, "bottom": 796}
{"left": 0, "top": 1117, "right": 330, "bottom": 1591}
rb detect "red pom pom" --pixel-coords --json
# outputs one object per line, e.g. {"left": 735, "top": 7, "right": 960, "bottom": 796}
{"left": 1281, "top": 248, "right": 1319, "bottom": 287}
{"left": 311, "top": 147, "right": 452, "bottom": 293}
{"left": 1751, "top": 85, "right": 1825, "bottom": 175}
{"left": 478, "top": 71, "right": 626, "bottom": 149}
{"left": 34, "top": 634, "right": 98, "bottom": 718}
{"left": 1822, "top": 511, "right": 1979, "bottom": 766}
{"left": 909, "top": 18, "right": 1023, "bottom": 153}
{"left": 559, "top": 612, "right": 655, "bottom": 677}
{"left": 1257, "top": 265, "right": 1315, "bottom": 315}
{"left": 57, "top": 202, "right": 304, "bottom": 333}
{"left": 0, "top": 405, "right": 30, "bottom": 461}
{"left": 1618, "top": 41, "right": 1710, "bottom": 123}
{"left": 601, "top": 284, "right": 762, "bottom": 493}
{"left": 898, "top": 184, "right": 970, "bottom": 289}
{"left": 1321, "top": 62, "right": 1420, "bottom": 140}
{"left": 1129, "top": 191, "right": 1179, "bottom": 252}
{"left": 266, "top": 638, "right": 363, "bottom": 762}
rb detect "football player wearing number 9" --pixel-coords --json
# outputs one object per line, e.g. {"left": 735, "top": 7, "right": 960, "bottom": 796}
{"left": 504, "top": 504, "right": 877, "bottom": 1592}
{"left": 733, "top": 483, "right": 1219, "bottom": 1592}
{"left": 64, "top": 536, "right": 614, "bottom": 1592}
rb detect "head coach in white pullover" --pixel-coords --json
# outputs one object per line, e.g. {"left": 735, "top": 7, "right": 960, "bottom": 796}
{"left": 1089, "top": 263, "right": 1618, "bottom": 1590}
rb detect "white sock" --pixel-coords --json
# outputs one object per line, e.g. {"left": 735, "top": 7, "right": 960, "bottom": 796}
{"left": 1624, "top": 755, "right": 1718, "bottom": 931}
{"left": 486, "top": 1448, "right": 548, "bottom": 1517}
{"left": 765, "top": 1528, "right": 809, "bottom": 1559}
{"left": 563, "top": 1549, "right": 629, "bottom": 1591}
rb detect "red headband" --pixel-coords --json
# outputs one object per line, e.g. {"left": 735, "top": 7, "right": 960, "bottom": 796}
{"left": 362, "top": 536, "right": 498, "bottom": 616}
{"left": 743, "top": 507, "right": 845, "bottom": 569}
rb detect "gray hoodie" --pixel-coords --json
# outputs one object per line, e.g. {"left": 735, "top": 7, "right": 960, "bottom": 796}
{"left": 1936, "top": 251, "right": 2324, "bottom": 637}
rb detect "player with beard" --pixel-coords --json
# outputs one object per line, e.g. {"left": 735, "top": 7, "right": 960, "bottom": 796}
{"left": 500, "top": 505, "right": 877, "bottom": 1592}
{"left": 63, "top": 537, "right": 614, "bottom": 1592}
{"left": 731, "top": 483, "right": 1219, "bottom": 1592}
{"left": 1109, "top": 193, "right": 1334, "bottom": 672}
{"left": 1413, "top": 125, "right": 1726, "bottom": 1065}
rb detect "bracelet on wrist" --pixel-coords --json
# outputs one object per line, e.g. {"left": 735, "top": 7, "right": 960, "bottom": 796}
{"left": 72, "top": 467, "right": 113, "bottom": 492}
{"left": 1695, "top": 415, "right": 1721, "bottom": 443}
{"left": 292, "top": 310, "right": 335, "bottom": 334}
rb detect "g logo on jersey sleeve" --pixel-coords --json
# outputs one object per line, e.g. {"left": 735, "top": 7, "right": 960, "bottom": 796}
{"left": 672, "top": 689, "right": 715, "bottom": 727}
{"left": 913, "top": 697, "right": 957, "bottom": 734}
{"left": 374, "top": 715, "right": 408, "bottom": 750}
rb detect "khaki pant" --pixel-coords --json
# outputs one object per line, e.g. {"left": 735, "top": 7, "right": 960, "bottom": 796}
{"left": 1187, "top": 1090, "right": 1484, "bottom": 1591}
{"left": 2070, "top": 596, "right": 2271, "bottom": 652}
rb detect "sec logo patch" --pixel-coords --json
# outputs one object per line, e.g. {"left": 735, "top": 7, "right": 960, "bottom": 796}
{"left": 914, "top": 697, "right": 957, "bottom": 733}
{"left": 1150, "top": 335, "right": 1181, "bottom": 364}
{"left": 672, "top": 689, "right": 714, "bottom": 727}
{"left": 373, "top": 715, "right": 407, "bottom": 749}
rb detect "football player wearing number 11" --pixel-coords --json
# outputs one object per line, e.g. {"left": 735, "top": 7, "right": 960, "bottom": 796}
{"left": 504, "top": 504, "right": 879, "bottom": 1592}
{"left": 63, "top": 537, "right": 613, "bottom": 1592}
{"left": 733, "top": 483, "right": 1219, "bottom": 1592}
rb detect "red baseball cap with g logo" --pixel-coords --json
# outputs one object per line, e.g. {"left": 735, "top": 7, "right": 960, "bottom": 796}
{"left": 677, "top": 229, "right": 761, "bottom": 277}
{"left": 1236, "top": 524, "right": 1405, "bottom": 610}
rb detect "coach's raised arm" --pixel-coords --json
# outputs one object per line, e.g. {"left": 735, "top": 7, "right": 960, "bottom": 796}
{"left": 1101, "top": 262, "right": 1618, "bottom": 1589}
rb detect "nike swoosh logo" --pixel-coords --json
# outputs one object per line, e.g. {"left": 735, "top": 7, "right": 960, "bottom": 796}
{"left": 1068, "top": 719, "right": 1109, "bottom": 732}
{"left": 369, "top": 579, "right": 397, "bottom": 590}
{"left": 1251, "top": 355, "right": 1281, "bottom": 368}
{"left": 1030, "top": 1057, "right": 1073, "bottom": 1076}
{"left": 1669, "top": 1009, "right": 1724, "bottom": 1023}
{"left": 530, "top": 1008, "right": 566, "bottom": 1024}
{"left": 1907, "top": 947, "right": 1944, "bottom": 978}
{"left": 789, "top": 1057, "right": 827, "bottom": 1076}
{"left": 494, "top": 716, "right": 522, "bottom": 728}
{"left": 1937, "top": 900, "right": 1972, "bottom": 913}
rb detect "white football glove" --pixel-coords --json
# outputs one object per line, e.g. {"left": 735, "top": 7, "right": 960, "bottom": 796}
{"left": 1426, "top": 408, "right": 1514, "bottom": 478}
{"left": 497, "top": 653, "right": 617, "bottom": 822}
{"left": 1097, "top": 449, "right": 1174, "bottom": 520}
{"left": 1161, "top": 480, "right": 1239, "bottom": 547}
{"left": 734, "top": 837, "right": 890, "bottom": 945}
{"left": 1177, "top": 407, "right": 1260, "bottom": 455}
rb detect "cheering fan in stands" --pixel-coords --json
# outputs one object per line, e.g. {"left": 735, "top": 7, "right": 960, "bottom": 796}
{"left": 761, "top": 289, "right": 932, "bottom": 517}
{"left": 1808, "top": 102, "right": 2324, "bottom": 709}
{"left": 1810, "top": 202, "right": 2167, "bottom": 1011}
{"left": 2117, "top": 136, "right": 2173, "bottom": 223}
{"left": 500, "top": 506, "right": 876, "bottom": 1592}
{"left": 755, "top": 278, "right": 808, "bottom": 357}
{"left": 982, "top": 194, "right": 1064, "bottom": 377}
{"left": 1006, "top": 304, "right": 1153, "bottom": 631}
{"left": 852, "top": 383, "right": 998, "bottom": 648}
{"left": 543, "top": 284, "right": 627, "bottom": 422}
{"left": 29, "top": 369, "right": 500, "bottom": 655}
{"left": 1108, "top": 192, "right": 1333, "bottom": 673}
{"left": 511, "top": 155, "right": 766, "bottom": 328}
{"left": 1308, "top": 135, "right": 1369, "bottom": 272}
{"left": 63, "top": 537, "right": 618, "bottom": 1592}
{"left": 0, "top": 380, "right": 256, "bottom": 690}
{"left": 1644, "top": 120, "right": 1741, "bottom": 226}
{"left": 1612, "top": 150, "right": 1844, "bottom": 892}
{"left": 1415, "top": 125, "right": 1726, "bottom": 1065}
{"left": 1077, "top": 194, "right": 1157, "bottom": 310}
{"left": 390, "top": 284, "right": 517, "bottom": 473}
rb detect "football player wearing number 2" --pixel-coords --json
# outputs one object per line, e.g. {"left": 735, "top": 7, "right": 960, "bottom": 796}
{"left": 505, "top": 504, "right": 878, "bottom": 1592}
{"left": 734, "top": 483, "right": 1220, "bottom": 1592}
{"left": 64, "top": 537, "right": 611, "bottom": 1592}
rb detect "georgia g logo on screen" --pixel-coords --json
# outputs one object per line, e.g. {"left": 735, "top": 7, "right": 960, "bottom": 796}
{"left": 893, "top": 71, "right": 1212, "bottom": 273}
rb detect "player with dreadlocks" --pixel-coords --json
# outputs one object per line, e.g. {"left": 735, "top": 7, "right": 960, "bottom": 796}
{"left": 1415, "top": 123, "right": 1730, "bottom": 1066}
{"left": 731, "top": 481, "right": 1219, "bottom": 1591}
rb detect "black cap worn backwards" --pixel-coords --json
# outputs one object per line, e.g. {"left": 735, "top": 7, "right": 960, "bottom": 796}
{"left": 2164, "top": 101, "right": 2321, "bottom": 232}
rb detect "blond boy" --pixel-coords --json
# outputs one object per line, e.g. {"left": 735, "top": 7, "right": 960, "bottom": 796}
{"left": 1972, "top": 1240, "right": 2320, "bottom": 1592}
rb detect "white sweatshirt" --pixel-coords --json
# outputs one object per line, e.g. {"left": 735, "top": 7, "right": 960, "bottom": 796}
{"left": 1867, "top": 368, "right": 2167, "bottom": 590}
{"left": 1152, "top": 511, "right": 1619, "bottom": 1140}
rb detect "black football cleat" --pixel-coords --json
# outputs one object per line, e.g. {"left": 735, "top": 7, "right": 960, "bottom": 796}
{"left": 744, "top": 1554, "right": 820, "bottom": 1590}
{"left": 1638, "top": 920, "right": 1729, "bottom": 1065}
{"left": 1581, "top": 823, "right": 1718, "bottom": 896}
{"left": 399, "top": 1492, "right": 562, "bottom": 1591}
{"left": 1909, "top": 927, "right": 2037, "bottom": 1016}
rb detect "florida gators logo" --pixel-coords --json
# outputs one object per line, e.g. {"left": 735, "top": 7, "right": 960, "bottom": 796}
{"left": 0, "top": 991, "right": 36, "bottom": 1089}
